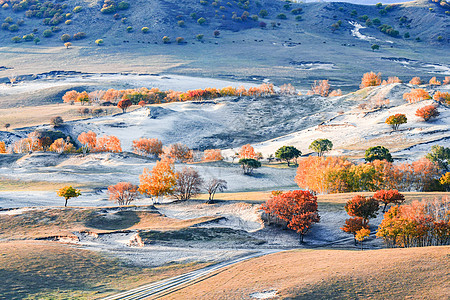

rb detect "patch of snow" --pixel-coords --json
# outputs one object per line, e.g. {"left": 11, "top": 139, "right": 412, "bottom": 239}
{"left": 349, "top": 21, "right": 376, "bottom": 41}
{"left": 250, "top": 290, "right": 278, "bottom": 299}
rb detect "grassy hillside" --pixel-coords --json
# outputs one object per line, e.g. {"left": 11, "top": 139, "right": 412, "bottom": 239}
{"left": 167, "top": 246, "right": 450, "bottom": 299}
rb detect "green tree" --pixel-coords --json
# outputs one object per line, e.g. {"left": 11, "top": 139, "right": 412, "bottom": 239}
{"left": 275, "top": 146, "right": 301, "bottom": 166}
{"left": 57, "top": 186, "right": 81, "bottom": 207}
{"left": 259, "top": 9, "right": 268, "bottom": 18}
{"left": 426, "top": 145, "right": 450, "bottom": 170}
{"left": 371, "top": 44, "right": 380, "bottom": 51}
{"left": 309, "top": 139, "right": 333, "bottom": 157}
{"left": 197, "top": 17, "right": 206, "bottom": 25}
{"left": 239, "top": 158, "right": 261, "bottom": 175}
{"left": 365, "top": 146, "right": 393, "bottom": 162}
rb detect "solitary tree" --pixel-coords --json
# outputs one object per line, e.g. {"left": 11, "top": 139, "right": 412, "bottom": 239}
{"left": 275, "top": 146, "right": 301, "bottom": 166}
{"left": 365, "top": 146, "right": 393, "bottom": 162}
{"left": 385, "top": 113, "right": 407, "bottom": 130}
{"left": 107, "top": 182, "right": 139, "bottom": 206}
{"left": 50, "top": 116, "right": 64, "bottom": 127}
{"left": 164, "top": 143, "right": 193, "bottom": 162}
{"left": 204, "top": 178, "right": 227, "bottom": 204}
{"left": 239, "top": 144, "right": 257, "bottom": 159}
{"left": 174, "top": 167, "right": 203, "bottom": 200}
{"left": 373, "top": 189, "right": 405, "bottom": 212}
{"left": 360, "top": 72, "right": 382, "bottom": 88}
{"left": 57, "top": 186, "right": 81, "bottom": 207}
{"left": 371, "top": 44, "right": 380, "bottom": 51}
{"left": 344, "top": 195, "right": 379, "bottom": 226}
{"left": 309, "top": 139, "right": 333, "bottom": 157}
{"left": 261, "top": 190, "right": 320, "bottom": 243}
{"left": 239, "top": 158, "right": 261, "bottom": 175}
{"left": 117, "top": 99, "right": 132, "bottom": 113}
{"left": 426, "top": 145, "right": 450, "bottom": 170}
{"left": 415, "top": 105, "right": 439, "bottom": 121}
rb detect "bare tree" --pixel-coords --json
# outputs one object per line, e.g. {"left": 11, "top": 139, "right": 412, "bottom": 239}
{"left": 205, "top": 178, "right": 227, "bottom": 204}
{"left": 174, "top": 167, "right": 203, "bottom": 201}
{"left": 8, "top": 74, "right": 17, "bottom": 86}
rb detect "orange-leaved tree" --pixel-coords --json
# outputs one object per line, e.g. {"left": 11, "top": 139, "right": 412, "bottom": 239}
{"left": 49, "top": 138, "right": 74, "bottom": 153}
{"left": 341, "top": 217, "right": 369, "bottom": 245}
{"left": 360, "top": 72, "right": 382, "bottom": 88}
{"left": 62, "top": 90, "right": 79, "bottom": 103}
{"left": 78, "top": 131, "right": 97, "bottom": 154}
{"left": 117, "top": 99, "right": 132, "bottom": 113}
{"left": 138, "top": 156, "right": 177, "bottom": 202}
{"left": 132, "top": 138, "right": 163, "bottom": 158}
{"left": 309, "top": 80, "right": 330, "bottom": 97}
{"left": 344, "top": 195, "right": 379, "bottom": 226}
{"left": 429, "top": 77, "right": 441, "bottom": 86}
{"left": 373, "top": 189, "right": 405, "bottom": 212}
{"left": 202, "top": 149, "right": 223, "bottom": 162}
{"left": 0, "top": 141, "right": 6, "bottom": 153}
{"left": 403, "top": 88, "right": 431, "bottom": 103}
{"left": 433, "top": 91, "right": 450, "bottom": 104}
{"left": 261, "top": 190, "right": 320, "bottom": 243}
{"left": 409, "top": 77, "right": 422, "bottom": 85}
{"left": 415, "top": 105, "right": 439, "bottom": 121}
{"left": 107, "top": 182, "right": 139, "bottom": 206}
{"left": 164, "top": 143, "right": 193, "bottom": 162}
{"left": 238, "top": 144, "right": 257, "bottom": 159}
{"left": 95, "top": 135, "right": 122, "bottom": 152}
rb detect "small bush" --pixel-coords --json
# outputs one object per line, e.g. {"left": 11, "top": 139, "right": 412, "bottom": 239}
{"left": 178, "top": 20, "right": 185, "bottom": 27}
{"left": 43, "top": 29, "right": 52, "bottom": 37}
{"left": 95, "top": 39, "right": 104, "bottom": 46}
{"left": 61, "top": 33, "right": 71, "bottom": 42}
{"left": 141, "top": 27, "right": 149, "bottom": 33}
{"left": 4, "top": 17, "right": 12, "bottom": 23}
{"left": 8, "top": 24, "right": 19, "bottom": 32}
{"left": 73, "top": 32, "right": 86, "bottom": 40}
{"left": 22, "top": 33, "right": 34, "bottom": 41}
{"left": 34, "top": 37, "right": 40, "bottom": 44}
{"left": 126, "top": 26, "right": 133, "bottom": 32}
{"left": 176, "top": 37, "right": 185, "bottom": 44}
{"left": 51, "top": 26, "right": 61, "bottom": 33}
{"left": 197, "top": 17, "right": 206, "bottom": 25}
{"left": 118, "top": 2, "right": 130, "bottom": 10}
{"left": 65, "top": 20, "right": 72, "bottom": 25}
{"left": 11, "top": 36, "right": 21, "bottom": 43}
{"left": 196, "top": 34, "right": 204, "bottom": 40}
{"left": 259, "top": 9, "right": 268, "bottom": 18}
{"left": 162, "top": 36, "right": 170, "bottom": 43}
{"left": 1, "top": 23, "right": 9, "bottom": 30}
{"left": 276, "top": 13, "right": 287, "bottom": 20}
{"left": 73, "top": 6, "right": 83, "bottom": 13}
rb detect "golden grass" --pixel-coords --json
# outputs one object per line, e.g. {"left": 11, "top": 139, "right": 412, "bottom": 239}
{"left": 0, "top": 240, "right": 209, "bottom": 299}
{"left": 0, "top": 103, "right": 140, "bottom": 129}
{"left": 0, "top": 177, "right": 97, "bottom": 192}
{"left": 0, "top": 208, "right": 220, "bottom": 240}
{"left": 166, "top": 246, "right": 450, "bottom": 299}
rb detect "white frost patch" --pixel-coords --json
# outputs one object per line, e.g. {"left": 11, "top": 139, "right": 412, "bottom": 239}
{"left": 349, "top": 21, "right": 376, "bottom": 41}
{"left": 250, "top": 290, "right": 278, "bottom": 299}
{"left": 424, "top": 64, "right": 450, "bottom": 75}
{"left": 294, "top": 63, "right": 336, "bottom": 71}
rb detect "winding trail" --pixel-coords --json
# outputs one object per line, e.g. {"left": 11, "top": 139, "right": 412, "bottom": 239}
{"left": 101, "top": 233, "right": 375, "bottom": 300}
{"left": 101, "top": 250, "right": 280, "bottom": 300}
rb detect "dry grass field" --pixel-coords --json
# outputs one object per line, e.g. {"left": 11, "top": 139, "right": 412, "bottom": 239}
{"left": 166, "top": 246, "right": 450, "bottom": 299}
{"left": 0, "top": 207, "right": 220, "bottom": 239}
{"left": 0, "top": 240, "right": 210, "bottom": 300}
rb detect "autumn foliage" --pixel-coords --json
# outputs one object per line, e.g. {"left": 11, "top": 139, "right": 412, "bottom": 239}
{"left": 341, "top": 217, "right": 369, "bottom": 244}
{"left": 308, "top": 80, "right": 330, "bottom": 97}
{"left": 345, "top": 195, "right": 379, "bottom": 225}
{"left": 164, "top": 143, "right": 193, "bottom": 162}
{"left": 415, "top": 105, "right": 440, "bottom": 121}
{"left": 202, "top": 149, "right": 224, "bottom": 162}
{"left": 49, "top": 138, "right": 75, "bottom": 154}
{"left": 360, "top": 72, "right": 382, "bottom": 88}
{"left": 107, "top": 182, "right": 139, "bottom": 206}
{"left": 117, "top": 99, "right": 132, "bottom": 113}
{"left": 138, "top": 156, "right": 177, "bottom": 201}
{"left": 0, "top": 141, "right": 6, "bottom": 154}
{"left": 429, "top": 77, "right": 441, "bottom": 86}
{"left": 238, "top": 144, "right": 257, "bottom": 159}
{"left": 78, "top": 131, "right": 97, "bottom": 153}
{"left": 261, "top": 190, "right": 320, "bottom": 242}
{"left": 385, "top": 113, "right": 407, "bottom": 130}
{"left": 373, "top": 189, "right": 405, "bottom": 212}
{"left": 382, "top": 76, "right": 402, "bottom": 85}
{"left": 95, "top": 135, "right": 122, "bottom": 152}
{"left": 132, "top": 138, "right": 163, "bottom": 158}
{"left": 403, "top": 89, "right": 431, "bottom": 103}
{"left": 295, "top": 156, "right": 441, "bottom": 193}
{"left": 377, "top": 197, "right": 450, "bottom": 247}
{"left": 433, "top": 91, "right": 450, "bottom": 104}
{"left": 409, "top": 77, "right": 422, "bottom": 85}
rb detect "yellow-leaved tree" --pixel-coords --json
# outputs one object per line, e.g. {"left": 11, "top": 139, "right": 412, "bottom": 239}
{"left": 139, "top": 156, "right": 177, "bottom": 203}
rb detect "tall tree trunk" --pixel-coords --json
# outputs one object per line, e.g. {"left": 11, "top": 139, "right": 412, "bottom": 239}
{"left": 65, "top": 198, "right": 68, "bottom": 207}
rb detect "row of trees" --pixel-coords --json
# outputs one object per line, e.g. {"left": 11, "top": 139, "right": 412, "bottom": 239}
{"left": 360, "top": 72, "right": 450, "bottom": 88}
{"left": 62, "top": 84, "right": 277, "bottom": 107}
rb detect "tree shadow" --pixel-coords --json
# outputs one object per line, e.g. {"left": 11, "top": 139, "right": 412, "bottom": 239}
{"left": 85, "top": 210, "right": 140, "bottom": 230}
